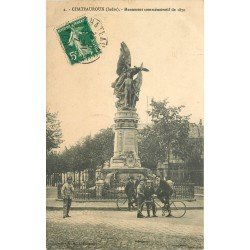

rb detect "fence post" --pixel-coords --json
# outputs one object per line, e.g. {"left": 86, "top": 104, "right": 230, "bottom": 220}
{"left": 57, "top": 183, "right": 62, "bottom": 199}
{"left": 188, "top": 182, "right": 195, "bottom": 199}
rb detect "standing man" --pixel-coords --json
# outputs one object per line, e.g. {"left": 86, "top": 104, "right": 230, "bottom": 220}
{"left": 136, "top": 179, "right": 145, "bottom": 218}
{"left": 144, "top": 179, "right": 157, "bottom": 218}
{"left": 125, "top": 176, "right": 136, "bottom": 211}
{"left": 61, "top": 176, "right": 74, "bottom": 218}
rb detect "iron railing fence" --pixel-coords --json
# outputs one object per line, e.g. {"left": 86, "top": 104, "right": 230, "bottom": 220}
{"left": 172, "top": 183, "right": 195, "bottom": 200}
{"left": 57, "top": 182, "right": 194, "bottom": 200}
{"left": 194, "top": 186, "right": 204, "bottom": 195}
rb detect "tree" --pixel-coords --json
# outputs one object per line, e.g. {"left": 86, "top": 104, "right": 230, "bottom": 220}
{"left": 46, "top": 151, "right": 60, "bottom": 175}
{"left": 90, "top": 128, "right": 114, "bottom": 167}
{"left": 46, "top": 110, "right": 64, "bottom": 153}
{"left": 146, "top": 99, "right": 190, "bottom": 163}
{"left": 46, "top": 151, "right": 63, "bottom": 185}
{"left": 138, "top": 126, "right": 165, "bottom": 169}
{"left": 185, "top": 136, "right": 204, "bottom": 185}
{"left": 57, "top": 127, "right": 114, "bottom": 178}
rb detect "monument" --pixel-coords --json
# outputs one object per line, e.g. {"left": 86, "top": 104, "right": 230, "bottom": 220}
{"left": 103, "top": 42, "right": 150, "bottom": 181}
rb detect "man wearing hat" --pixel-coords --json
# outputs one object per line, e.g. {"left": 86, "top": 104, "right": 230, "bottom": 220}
{"left": 144, "top": 179, "right": 157, "bottom": 217}
{"left": 155, "top": 176, "right": 173, "bottom": 216}
{"left": 61, "top": 176, "right": 74, "bottom": 218}
{"left": 125, "top": 176, "right": 136, "bottom": 211}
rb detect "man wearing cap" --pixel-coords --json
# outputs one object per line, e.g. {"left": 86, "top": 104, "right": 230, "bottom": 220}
{"left": 144, "top": 179, "right": 157, "bottom": 217}
{"left": 61, "top": 176, "right": 74, "bottom": 218}
{"left": 125, "top": 176, "right": 136, "bottom": 211}
{"left": 155, "top": 176, "right": 173, "bottom": 216}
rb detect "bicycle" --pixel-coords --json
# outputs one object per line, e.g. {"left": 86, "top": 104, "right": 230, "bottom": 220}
{"left": 116, "top": 194, "right": 137, "bottom": 210}
{"left": 140, "top": 195, "right": 186, "bottom": 218}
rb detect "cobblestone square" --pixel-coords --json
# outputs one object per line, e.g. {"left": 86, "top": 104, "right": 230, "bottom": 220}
{"left": 47, "top": 210, "right": 203, "bottom": 249}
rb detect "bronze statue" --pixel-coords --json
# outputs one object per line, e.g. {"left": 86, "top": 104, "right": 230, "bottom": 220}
{"left": 112, "top": 42, "right": 149, "bottom": 109}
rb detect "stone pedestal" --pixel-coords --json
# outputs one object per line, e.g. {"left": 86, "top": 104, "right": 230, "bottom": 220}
{"left": 111, "top": 110, "right": 141, "bottom": 168}
{"left": 103, "top": 109, "right": 149, "bottom": 182}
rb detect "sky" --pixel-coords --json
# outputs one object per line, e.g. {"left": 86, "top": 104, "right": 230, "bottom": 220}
{"left": 47, "top": 0, "right": 203, "bottom": 150}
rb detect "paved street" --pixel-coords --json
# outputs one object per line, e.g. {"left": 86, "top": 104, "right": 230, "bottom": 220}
{"left": 47, "top": 210, "right": 203, "bottom": 249}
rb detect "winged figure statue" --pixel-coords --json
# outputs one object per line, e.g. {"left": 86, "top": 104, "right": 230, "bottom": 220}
{"left": 111, "top": 42, "right": 149, "bottom": 109}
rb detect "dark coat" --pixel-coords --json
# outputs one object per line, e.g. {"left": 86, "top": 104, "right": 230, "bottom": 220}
{"left": 156, "top": 180, "right": 173, "bottom": 197}
{"left": 144, "top": 185, "right": 155, "bottom": 199}
{"left": 125, "top": 181, "right": 135, "bottom": 196}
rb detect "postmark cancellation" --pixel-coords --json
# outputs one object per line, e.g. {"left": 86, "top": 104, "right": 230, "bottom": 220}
{"left": 56, "top": 16, "right": 108, "bottom": 65}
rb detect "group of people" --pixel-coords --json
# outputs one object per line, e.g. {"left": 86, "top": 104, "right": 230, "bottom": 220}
{"left": 125, "top": 175, "right": 174, "bottom": 218}
{"left": 60, "top": 174, "right": 174, "bottom": 219}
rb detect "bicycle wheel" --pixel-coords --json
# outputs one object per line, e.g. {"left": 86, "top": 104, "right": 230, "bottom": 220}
{"left": 116, "top": 197, "right": 128, "bottom": 210}
{"left": 140, "top": 201, "right": 157, "bottom": 217}
{"left": 169, "top": 201, "right": 186, "bottom": 218}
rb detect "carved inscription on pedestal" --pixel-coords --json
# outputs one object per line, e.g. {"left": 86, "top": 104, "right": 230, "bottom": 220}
{"left": 123, "top": 130, "right": 135, "bottom": 152}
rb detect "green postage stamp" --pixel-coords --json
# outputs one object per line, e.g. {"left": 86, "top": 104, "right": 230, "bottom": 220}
{"left": 56, "top": 16, "right": 108, "bottom": 65}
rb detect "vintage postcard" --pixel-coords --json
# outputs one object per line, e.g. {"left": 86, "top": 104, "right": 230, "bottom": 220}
{"left": 47, "top": 0, "right": 203, "bottom": 248}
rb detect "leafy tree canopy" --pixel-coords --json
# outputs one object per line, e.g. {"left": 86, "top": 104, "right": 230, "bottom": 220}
{"left": 46, "top": 110, "right": 64, "bottom": 153}
{"left": 139, "top": 99, "right": 191, "bottom": 167}
{"left": 52, "top": 128, "right": 114, "bottom": 174}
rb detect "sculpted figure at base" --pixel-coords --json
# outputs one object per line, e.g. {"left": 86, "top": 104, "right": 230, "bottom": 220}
{"left": 111, "top": 42, "right": 149, "bottom": 109}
